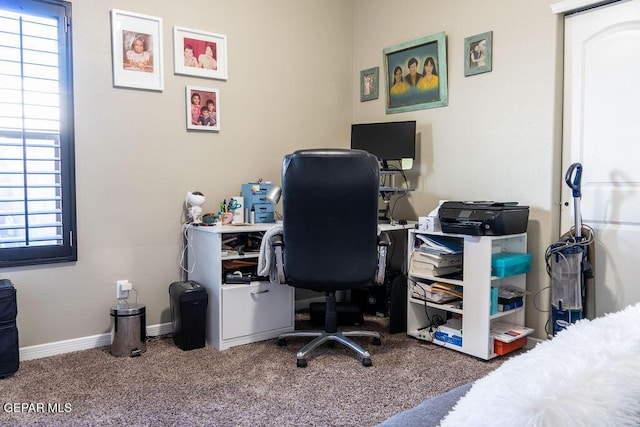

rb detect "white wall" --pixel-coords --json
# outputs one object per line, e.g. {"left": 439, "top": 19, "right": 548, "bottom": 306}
{"left": 352, "top": 0, "right": 564, "bottom": 338}
{"left": 4, "top": 0, "right": 563, "bottom": 348}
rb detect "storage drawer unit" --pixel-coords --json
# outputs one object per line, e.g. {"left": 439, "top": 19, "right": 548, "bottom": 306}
{"left": 241, "top": 183, "right": 275, "bottom": 223}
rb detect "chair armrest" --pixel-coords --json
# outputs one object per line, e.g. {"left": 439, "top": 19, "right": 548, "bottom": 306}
{"left": 377, "top": 232, "right": 391, "bottom": 247}
{"left": 376, "top": 232, "right": 390, "bottom": 285}
{"left": 271, "top": 234, "right": 286, "bottom": 284}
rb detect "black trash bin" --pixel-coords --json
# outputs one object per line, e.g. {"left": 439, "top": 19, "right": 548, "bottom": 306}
{"left": 0, "top": 279, "right": 19, "bottom": 378}
{"left": 169, "top": 281, "right": 208, "bottom": 350}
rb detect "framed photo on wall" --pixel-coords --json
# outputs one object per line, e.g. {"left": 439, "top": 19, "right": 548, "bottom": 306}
{"left": 110, "top": 9, "right": 163, "bottom": 91}
{"left": 383, "top": 32, "right": 448, "bottom": 114}
{"left": 186, "top": 86, "right": 220, "bottom": 131}
{"left": 464, "top": 31, "right": 493, "bottom": 77}
{"left": 360, "top": 67, "right": 379, "bottom": 102}
{"left": 174, "top": 26, "right": 228, "bottom": 80}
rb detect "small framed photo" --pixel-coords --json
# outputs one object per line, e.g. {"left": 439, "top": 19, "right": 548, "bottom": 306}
{"left": 174, "top": 26, "right": 228, "bottom": 80}
{"left": 360, "top": 67, "right": 379, "bottom": 102}
{"left": 186, "top": 86, "right": 220, "bottom": 132}
{"left": 383, "top": 32, "right": 448, "bottom": 114}
{"left": 464, "top": 31, "right": 493, "bottom": 77}
{"left": 110, "top": 9, "right": 163, "bottom": 91}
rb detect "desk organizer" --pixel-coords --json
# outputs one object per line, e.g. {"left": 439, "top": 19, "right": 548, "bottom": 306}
{"left": 241, "top": 183, "right": 275, "bottom": 223}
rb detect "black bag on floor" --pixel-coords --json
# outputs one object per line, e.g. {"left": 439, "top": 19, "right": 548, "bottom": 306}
{"left": 0, "top": 279, "right": 19, "bottom": 378}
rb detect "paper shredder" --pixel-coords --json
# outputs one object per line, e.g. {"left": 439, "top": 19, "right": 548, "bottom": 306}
{"left": 169, "top": 281, "right": 208, "bottom": 350}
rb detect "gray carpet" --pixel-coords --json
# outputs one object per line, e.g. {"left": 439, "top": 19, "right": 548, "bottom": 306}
{"left": 2, "top": 314, "right": 511, "bottom": 426}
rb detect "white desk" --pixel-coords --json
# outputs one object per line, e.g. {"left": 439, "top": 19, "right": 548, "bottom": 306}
{"left": 187, "top": 224, "right": 293, "bottom": 350}
{"left": 187, "top": 221, "right": 415, "bottom": 350}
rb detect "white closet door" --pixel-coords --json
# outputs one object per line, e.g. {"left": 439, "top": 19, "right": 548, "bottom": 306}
{"left": 562, "top": 0, "right": 640, "bottom": 316}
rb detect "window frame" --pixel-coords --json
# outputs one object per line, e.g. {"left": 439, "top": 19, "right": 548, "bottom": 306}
{"left": 0, "top": 0, "right": 77, "bottom": 268}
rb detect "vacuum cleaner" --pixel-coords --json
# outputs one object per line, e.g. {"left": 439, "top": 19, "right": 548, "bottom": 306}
{"left": 545, "top": 163, "right": 593, "bottom": 336}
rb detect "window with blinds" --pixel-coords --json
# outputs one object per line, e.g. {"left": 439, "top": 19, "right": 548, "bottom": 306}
{"left": 0, "top": 0, "right": 76, "bottom": 267}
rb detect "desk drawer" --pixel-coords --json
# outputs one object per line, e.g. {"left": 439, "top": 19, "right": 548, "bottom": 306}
{"left": 252, "top": 203, "right": 274, "bottom": 214}
{"left": 221, "top": 282, "right": 293, "bottom": 341}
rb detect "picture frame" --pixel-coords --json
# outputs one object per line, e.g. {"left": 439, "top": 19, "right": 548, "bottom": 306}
{"left": 186, "top": 86, "right": 220, "bottom": 132}
{"left": 360, "top": 67, "right": 379, "bottom": 102}
{"left": 383, "top": 32, "right": 448, "bottom": 114}
{"left": 464, "top": 31, "right": 493, "bottom": 77}
{"left": 173, "top": 26, "right": 228, "bottom": 80}
{"left": 110, "top": 9, "right": 163, "bottom": 91}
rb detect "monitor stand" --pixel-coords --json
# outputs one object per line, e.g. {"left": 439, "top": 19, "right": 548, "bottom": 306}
{"left": 378, "top": 207, "right": 392, "bottom": 224}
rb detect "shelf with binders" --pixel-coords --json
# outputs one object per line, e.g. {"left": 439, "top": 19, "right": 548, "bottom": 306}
{"left": 406, "top": 229, "right": 530, "bottom": 360}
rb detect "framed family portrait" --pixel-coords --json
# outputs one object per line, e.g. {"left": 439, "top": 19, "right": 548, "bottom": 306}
{"left": 383, "top": 32, "right": 448, "bottom": 114}
{"left": 464, "top": 31, "right": 493, "bottom": 77}
{"left": 360, "top": 67, "right": 379, "bottom": 102}
{"left": 110, "top": 9, "right": 163, "bottom": 91}
{"left": 173, "top": 26, "right": 228, "bottom": 80}
{"left": 186, "top": 86, "right": 220, "bottom": 132}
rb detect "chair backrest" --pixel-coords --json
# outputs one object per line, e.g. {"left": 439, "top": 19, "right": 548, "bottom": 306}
{"left": 281, "top": 148, "right": 380, "bottom": 290}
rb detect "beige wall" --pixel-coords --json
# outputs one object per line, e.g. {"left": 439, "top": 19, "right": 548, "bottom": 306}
{"left": 5, "top": 0, "right": 354, "bottom": 346}
{"left": 352, "top": 0, "right": 564, "bottom": 338}
{"left": 4, "top": 0, "right": 563, "bottom": 347}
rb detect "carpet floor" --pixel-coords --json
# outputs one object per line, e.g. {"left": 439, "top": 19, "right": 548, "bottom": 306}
{"left": 2, "top": 313, "right": 511, "bottom": 426}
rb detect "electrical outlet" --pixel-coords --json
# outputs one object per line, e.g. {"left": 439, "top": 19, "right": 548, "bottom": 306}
{"left": 116, "top": 280, "right": 130, "bottom": 299}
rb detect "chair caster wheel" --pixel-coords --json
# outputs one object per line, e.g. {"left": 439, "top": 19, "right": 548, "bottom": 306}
{"left": 362, "top": 357, "right": 372, "bottom": 367}
{"left": 372, "top": 337, "right": 381, "bottom": 346}
{"left": 278, "top": 338, "right": 287, "bottom": 346}
{"left": 297, "top": 359, "right": 307, "bottom": 368}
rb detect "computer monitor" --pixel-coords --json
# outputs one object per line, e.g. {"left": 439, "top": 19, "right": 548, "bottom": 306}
{"left": 350, "top": 120, "right": 416, "bottom": 169}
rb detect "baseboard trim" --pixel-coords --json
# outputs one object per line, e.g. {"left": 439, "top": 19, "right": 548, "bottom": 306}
{"left": 19, "top": 322, "right": 173, "bottom": 361}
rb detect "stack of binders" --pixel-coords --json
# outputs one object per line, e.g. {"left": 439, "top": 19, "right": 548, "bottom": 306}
{"left": 411, "top": 234, "right": 463, "bottom": 278}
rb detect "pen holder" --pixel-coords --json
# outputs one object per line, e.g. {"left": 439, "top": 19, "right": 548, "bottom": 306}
{"left": 230, "top": 196, "right": 244, "bottom": 224}
{"left": 220, "top": 212, "right": 234, "bottom": 225}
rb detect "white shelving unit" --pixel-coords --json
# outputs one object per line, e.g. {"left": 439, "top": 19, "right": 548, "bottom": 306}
{"left": 406, "top": 229, "right": 529, "bottom": 360}
{"left": 187, "top": 224, "right": 294, "bottom": 350}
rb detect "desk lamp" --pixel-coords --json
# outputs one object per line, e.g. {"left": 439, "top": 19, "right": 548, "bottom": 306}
{"left": 265, "top": 185, "right": 282, "bottom": 204}
{"left": 186, "top": 191, "right": 205, "bottom": 224}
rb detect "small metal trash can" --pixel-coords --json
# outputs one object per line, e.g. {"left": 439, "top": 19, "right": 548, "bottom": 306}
{"left": 110, "top": 303, "right": 146, "bottom": 357}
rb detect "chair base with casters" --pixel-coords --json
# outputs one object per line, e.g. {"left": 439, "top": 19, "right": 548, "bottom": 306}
{"left": 277, "top": 292, "right": 381, "bottom": 367}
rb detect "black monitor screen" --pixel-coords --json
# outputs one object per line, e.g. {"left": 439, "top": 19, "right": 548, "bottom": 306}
{"left": 350, "top": 120, "right": 416, "bottom": 163}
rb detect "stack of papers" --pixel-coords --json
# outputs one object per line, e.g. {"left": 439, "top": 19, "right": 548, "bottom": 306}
{"left": 411, "top": 281, "right": 463, "bottom": 304}
{"left": 414, "top": 234, "right": 463, "bottom": 255}
{"left": 490, "top": 322, "right": 534, "bottom": 343}
{"left": 411, "top": 237, "right": 463, "bottom": 278}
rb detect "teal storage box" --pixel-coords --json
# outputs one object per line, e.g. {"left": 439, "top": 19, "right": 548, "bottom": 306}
{"left": 492, "top": 253, "right": 532, "bottom": 278}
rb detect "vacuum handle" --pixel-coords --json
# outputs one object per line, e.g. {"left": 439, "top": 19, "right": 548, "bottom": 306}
{"left": 565, "top": 163, "right": 582, "bottom": 198}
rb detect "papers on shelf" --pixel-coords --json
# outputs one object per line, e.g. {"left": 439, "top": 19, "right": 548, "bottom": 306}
{"left": 410, "top": 259, "right": 462, "bottom": 277}
{"left": 415, "top": 234, "right": 463, "bottom": 255}
{"left": 413, "top": 250, "right": 462, "bottom": 268}
{"left": 490, "top": 322, "right": 534, "bottom": 343}
{"left": 411, "top": 280, "right": 463, "bottom": 303}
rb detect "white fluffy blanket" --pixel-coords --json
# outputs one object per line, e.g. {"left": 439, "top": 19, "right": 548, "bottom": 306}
{"left": 440, "top": 302, "right": 640, "bottom": 427}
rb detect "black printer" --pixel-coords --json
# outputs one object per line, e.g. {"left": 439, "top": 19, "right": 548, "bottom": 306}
{"left": 438, "top": 201, "right": 529, "bottom": 236}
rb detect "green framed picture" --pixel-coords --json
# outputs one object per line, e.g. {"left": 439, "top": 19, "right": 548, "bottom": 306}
{"left": 360, "top": 67, "right": 379, "bottom": 102}
{"left": 383, "top": 32, "right": 448, "bottom": 114}
{"left": 464, "top": 31, "right": 493, "bottom": 77}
